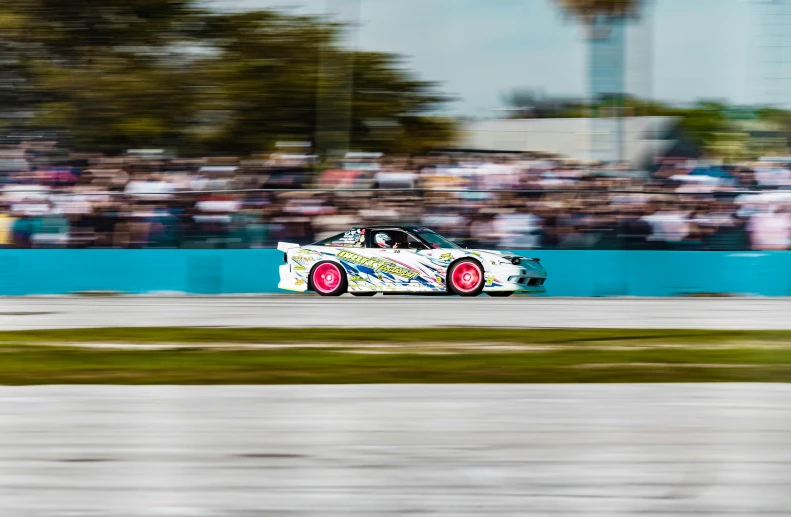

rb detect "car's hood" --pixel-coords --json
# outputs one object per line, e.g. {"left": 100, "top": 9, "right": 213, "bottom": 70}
{"left": 468, "top": 249, "right": 541, "bottom": 263}
{"left": 469, "top": 249, "right": 504, "bottom": 258}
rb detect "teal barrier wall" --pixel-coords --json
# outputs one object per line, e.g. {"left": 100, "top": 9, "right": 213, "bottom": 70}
{"left": 0, "top": 249, "right": 788, "bottom": 296}
{"left": 527, "top": 251, "right": 791, "bottom": 297}
{"left": 0, "top": 250, "right": 283, "bottom": 295}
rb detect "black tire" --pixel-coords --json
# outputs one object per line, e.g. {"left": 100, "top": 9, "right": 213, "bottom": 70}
{"left": 487, "top": 291, "right": 515, "bottom": 298}
{"left": 351, "top": 292, "right": 377, "bottom": 297}
{"left": 310, "top": 261, "right": 348, "bottom": 297}
{"left": 448, "top": 259, "right": 485, "bottom": 297}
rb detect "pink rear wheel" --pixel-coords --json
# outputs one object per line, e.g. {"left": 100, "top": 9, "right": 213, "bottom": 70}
{"left": 311, "top": 262, "right": 347, "bottom": 297}
{"left": 448, "top": 260, "right": 484, "bottom": 297}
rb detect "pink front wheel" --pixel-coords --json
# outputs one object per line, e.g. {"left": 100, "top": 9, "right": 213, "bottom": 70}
{"left": 311, "top": 262, "right": 347, "bottom": 296}
{"left": 448, "top": 260, "right": 484, "bottom": 297}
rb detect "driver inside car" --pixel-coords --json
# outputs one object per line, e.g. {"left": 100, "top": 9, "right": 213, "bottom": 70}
{"left": 375, "top": 233, "right": 394, "bottom": 248}
{"left": 375, "top": 232, "right": 408, "bottom": 249}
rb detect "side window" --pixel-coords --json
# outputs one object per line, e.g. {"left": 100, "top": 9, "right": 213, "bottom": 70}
{"left": 314, "top": 229, "right": 365, "bottom": 248}
{"left": 370, "top": 230, "right": 428, "bottom": 249}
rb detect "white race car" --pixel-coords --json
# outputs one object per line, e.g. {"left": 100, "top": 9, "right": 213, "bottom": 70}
{"left": 277, "top": 226, "right": 547, "bottom": 297}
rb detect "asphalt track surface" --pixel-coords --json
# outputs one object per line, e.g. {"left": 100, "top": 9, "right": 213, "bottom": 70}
{"left": 2, "top": 384, "right": 789, "bottom": 516}
{"left": 2, "top": 296, "right": 791, "bottom": 330}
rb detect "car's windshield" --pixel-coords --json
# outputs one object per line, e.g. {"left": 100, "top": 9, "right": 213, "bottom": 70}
{"left": 413, "top": 228, "right": 462, "bottom": 249}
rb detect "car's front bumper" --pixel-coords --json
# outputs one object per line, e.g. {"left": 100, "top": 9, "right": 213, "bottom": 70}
{"left": 484, "top": 260, "right": 547, "bottom": 293}
{"left": 491, "top": 282, "right": 547, "bottom": 294}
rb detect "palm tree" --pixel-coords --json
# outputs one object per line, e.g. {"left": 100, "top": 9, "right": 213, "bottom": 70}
{"left": 555, "top": 0, "right": 641, "bottom": 21}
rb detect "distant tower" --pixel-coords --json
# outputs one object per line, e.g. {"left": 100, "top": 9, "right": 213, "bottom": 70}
{"left": 756, "top": 0, "right": 791, "bottom": 107}
{"left": 585, "top": 4, "right": 654, "bottom": 167}
{"left": 587, "top": 16, "right": 627, "bottom": 163}
{"left": 589, "top": 18, "right": 627, "bottom": 103}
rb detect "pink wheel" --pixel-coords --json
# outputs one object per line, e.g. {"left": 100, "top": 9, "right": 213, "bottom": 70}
{"left": 449, "top": 260, "right": 484, "bottom": 297}
{"left": 311, "top": 262, "right": 347, "bottom": 296}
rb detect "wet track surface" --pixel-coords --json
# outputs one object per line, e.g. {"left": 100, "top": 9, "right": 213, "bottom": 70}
{"left": 2, "top": 296, "right": 791, "bottom": 329}
{"left": 1, "top": 384, "right": 790, "bottom": 516}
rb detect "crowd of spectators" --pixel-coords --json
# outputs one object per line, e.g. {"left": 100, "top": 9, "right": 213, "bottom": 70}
{"left": 3, "top": 140, "right": 791, "bottom": 251}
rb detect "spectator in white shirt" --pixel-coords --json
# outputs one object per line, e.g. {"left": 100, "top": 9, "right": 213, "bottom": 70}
{"left": 748, "top": 205, "right": 791, "bottom": 250}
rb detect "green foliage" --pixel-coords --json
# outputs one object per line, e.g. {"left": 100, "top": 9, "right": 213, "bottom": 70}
{"left": 4, "top": 326, "right": 791, "bottom": 346}
{"left": 503, "top": 90, "right": 791, "bottom": 159}
{"left": 502, "top": 89, "right": 586, "bottom": 118}
{"left": 0, "top": 1, "right": 453, "bottom": 155}
{"left": 670, "top": 102, "right": 730, "bottom": 154}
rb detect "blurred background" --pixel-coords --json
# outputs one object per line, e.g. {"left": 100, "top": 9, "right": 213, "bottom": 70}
{"left": 3, "top": 0, "right": 791, "bottom": 251}
{"left": 5, "top": 5, "right": 791, "bottom": 515}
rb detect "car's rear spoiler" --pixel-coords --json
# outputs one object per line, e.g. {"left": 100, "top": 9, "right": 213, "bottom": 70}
{"left": 277, "top": 242, "right": 301, "bottom": 252}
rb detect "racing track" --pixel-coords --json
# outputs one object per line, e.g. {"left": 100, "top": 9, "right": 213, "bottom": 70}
{"left": 2, "top": 384, "right": 790, "bottom": 516}
{"left": 2, "top": 295, "right": 791, "bottom": 330}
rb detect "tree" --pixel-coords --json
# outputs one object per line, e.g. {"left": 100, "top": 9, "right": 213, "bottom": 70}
{"left": 502, "top": 89, "right": 585, "bottom": 118}
{"left": 0, "top": 0, "right": 204, "bottom": 148}
{"left": 184, "top": 11, "right": 454, "bottom": 155}
{"left": 0, "top": 3, "right": 454, "bottom": 155}
{"left": 2, "top": 0, "right": 198, "bottom": 64}
{"left": 31, "top": 56, "right": 200, "bottom": 153}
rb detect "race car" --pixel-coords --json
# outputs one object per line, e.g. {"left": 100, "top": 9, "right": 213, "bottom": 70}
{"left": 277, "top": 226, "right": 547, "bottom": 297}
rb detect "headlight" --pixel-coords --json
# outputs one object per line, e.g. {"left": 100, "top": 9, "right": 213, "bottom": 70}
{"left": 499, "top": 256, "right": 522, "bottom": 266}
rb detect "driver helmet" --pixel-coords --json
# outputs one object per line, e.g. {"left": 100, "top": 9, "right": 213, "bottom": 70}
{"left": 375, "top": 233, "right": 393, "bottom": 248}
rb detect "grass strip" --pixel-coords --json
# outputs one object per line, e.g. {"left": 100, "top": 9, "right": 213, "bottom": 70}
{"left": 3, "top": 327, "right": 791, "bottom": 346}
{"left": 0, "top": 328, "right": 790, "bottom": 384}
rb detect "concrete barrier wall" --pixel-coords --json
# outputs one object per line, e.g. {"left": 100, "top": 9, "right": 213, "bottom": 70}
{"left": 0, "top": 249, "right": 787, "bottom": 296}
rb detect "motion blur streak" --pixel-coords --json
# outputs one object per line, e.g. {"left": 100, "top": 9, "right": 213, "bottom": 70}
{"left": 2, "top": 0, "right": 791, "bottom": 515}
{"left": 2, "top": 2, "right": 791, "bottom": 253}
{"left": 1, "top": 384, "right": 789, "bottom": 516}
{"left": 3, "top": 296, "right": 791, "bottom": 330}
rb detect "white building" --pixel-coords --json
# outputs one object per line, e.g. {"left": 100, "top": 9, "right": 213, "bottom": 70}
{"left": 454, "top": 116, "right": 682, "bottom": 167}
